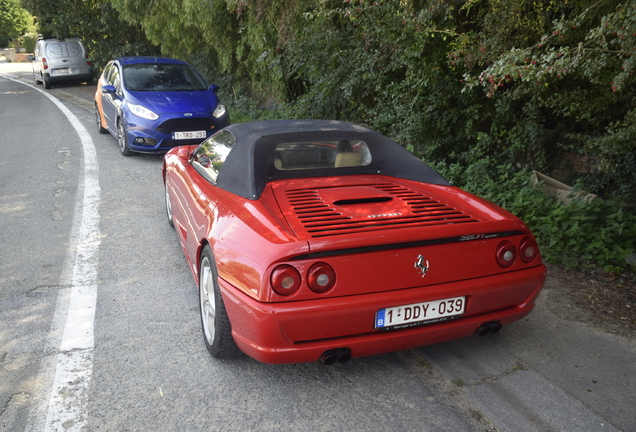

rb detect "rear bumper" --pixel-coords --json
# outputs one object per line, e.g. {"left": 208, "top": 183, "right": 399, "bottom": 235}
{"left": 45, "top": 70, "right": 93, "bottom": 83}
{"left": 220, "top": 265, "right": 546, "bottom": 364}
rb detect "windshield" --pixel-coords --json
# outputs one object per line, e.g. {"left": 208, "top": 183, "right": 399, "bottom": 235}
{"left": 122, "top": 63, "right": 208, "bottom": 92}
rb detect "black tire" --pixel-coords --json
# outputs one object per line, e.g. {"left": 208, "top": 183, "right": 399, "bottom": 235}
{"left": 117, "top": 119, "right": 132, "bottom": 156}
{"left": 43, "top": 74, "right": 51, "bottom": 89}
{"left": 199, "top": 246, "right": 238, "bottom": 359}
{"left": 95, "top": 105, "right": 108, "bottom": 134}
{"left": 165, "top": 183, "right": 174, "bottom": 228}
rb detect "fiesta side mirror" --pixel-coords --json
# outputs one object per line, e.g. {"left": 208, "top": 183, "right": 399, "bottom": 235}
{"left": 101, "top": 84, "right": 116, "bottom": 94}
{"left": 210, "top": 85, "right": 219, "bottom": 92}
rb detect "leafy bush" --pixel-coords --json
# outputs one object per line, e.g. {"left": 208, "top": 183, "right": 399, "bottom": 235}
{"left": 432, "top": 155, "right": 636, "bottom": 272}
{"left": 583, "top": 108, "right": 636, "bottom": 204}
{"left": 22, "top": 33, "right": 37, "bottom": 52}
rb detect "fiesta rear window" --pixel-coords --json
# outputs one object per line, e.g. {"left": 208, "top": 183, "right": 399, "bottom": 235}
{"left": 274, "top": 140, "right": 372, "bottom": 170}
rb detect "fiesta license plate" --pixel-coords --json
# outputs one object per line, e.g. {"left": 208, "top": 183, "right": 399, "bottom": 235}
{"left": 375, "top": 296, "right": 465, "bottom": 329}
{"left": 52, "top": 68, "right": 69, "bottom": 75}
{"left": 173, "top": 130, "right": 206, "bottom": 140}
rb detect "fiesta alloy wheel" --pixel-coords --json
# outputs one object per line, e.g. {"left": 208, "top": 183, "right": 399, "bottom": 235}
{"left": 165, "top": 183, "right": 174, "bottom": 228}
{"left": 95, "top": 105, "right": 108, "bottom": 134}
{"left": 117, "top": 119, "right": 132, "bottom": 156}
{"left": 199, "top": 246, "right": 238, "bottom": 359}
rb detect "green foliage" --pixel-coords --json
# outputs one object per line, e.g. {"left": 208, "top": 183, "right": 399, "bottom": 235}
{"left": 22, "top": 33, "right": 37, "bottom": 52}
{"left": 281, "top": 1, "right": 473, "bottom": 157}
{"left": 433, "top": 155, "right": 636, "bottom": 271}
{"left": 0, "top": 0, "right": 34, "bottom": 47}
{"left": 455, "top": 0, "right": 636, "bottom": 201}
{"left": 584, "top": 107, "right": 636, "bottom": 203}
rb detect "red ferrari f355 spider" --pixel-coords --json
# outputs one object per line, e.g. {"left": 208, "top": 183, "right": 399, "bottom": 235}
{"left": 162, "top": 120, "right": 546, "bottom": 364}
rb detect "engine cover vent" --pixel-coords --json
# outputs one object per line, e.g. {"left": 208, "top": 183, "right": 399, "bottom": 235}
{"left": 280, "top": 181, "right": 480, "bottom": 238}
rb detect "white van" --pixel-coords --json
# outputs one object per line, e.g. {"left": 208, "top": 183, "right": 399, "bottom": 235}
{"left": 30, "top": 38, "right": 94, "bottom": 89}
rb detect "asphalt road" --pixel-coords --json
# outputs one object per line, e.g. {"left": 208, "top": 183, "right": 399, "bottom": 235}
{"left": 1, "top": 59, "right": 634, "bottom": 432}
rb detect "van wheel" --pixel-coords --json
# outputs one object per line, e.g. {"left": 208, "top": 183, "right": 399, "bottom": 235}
{"left": 117, "top": 120, "right": 132, "bottom": 156}
{"left": 43, "top": 74, "right": 51, "bottom": 89}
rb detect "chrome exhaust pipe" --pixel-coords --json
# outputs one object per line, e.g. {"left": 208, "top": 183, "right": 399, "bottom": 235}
{"left": 336, "top": 348, "right": 352, "bottom": 364}
{"left": 319, "top": 348, "right": 351, "bottom": 365}
{"left": 477, "top": 321, "right": 502, "bottom": 336}
{"left": 320, "top": 350, "right": 338, "bottom": 365}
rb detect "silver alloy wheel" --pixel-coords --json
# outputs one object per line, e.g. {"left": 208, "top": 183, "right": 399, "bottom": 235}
{"left": 95, "top": 106, "right": 101, "bottom": 131}
{"left": 117, "top": 121, "right": 125, "bottom": 152}
{"left": 165, "top": 184, "right": 174, "bottom": 227}
{"left": 199, "top": 255, "right": 217, "bottom": 346}
{"left": 95, "top": 106, "right": 107, "bottom": 134}
{"left": 117, "top": 120, "right": 131, "bottom": 156}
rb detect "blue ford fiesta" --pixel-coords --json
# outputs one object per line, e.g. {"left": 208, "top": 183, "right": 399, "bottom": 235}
{"left": 95, "top": 56, "right": 230, "bottom": 156}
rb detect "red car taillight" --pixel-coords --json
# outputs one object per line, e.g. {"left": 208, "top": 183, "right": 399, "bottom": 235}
{"left": 271, "top": 265, "right": 301, "bottom": 296}
{"left": 519, "top": 236, "right": 539, "bottom": 263}
{"left": 307, "top": 263, "right": 336, "bottom": 293}
{"left": 85, "top": 54, "right": 92, "bottom": 66}
{"left": 496, "top": 241, "right": 517, "bottom": 268}
{"left": 42, "top": 57, "right": 48, "bottom": 70}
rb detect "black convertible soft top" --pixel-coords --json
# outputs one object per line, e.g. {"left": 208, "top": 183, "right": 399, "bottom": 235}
{"left": 214, "top": 120, "right": 450, "bottom": 200}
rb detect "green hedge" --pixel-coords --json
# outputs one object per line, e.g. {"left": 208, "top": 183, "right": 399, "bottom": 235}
{"left": 431, "top": 155, "right": 636, "bottom": 273}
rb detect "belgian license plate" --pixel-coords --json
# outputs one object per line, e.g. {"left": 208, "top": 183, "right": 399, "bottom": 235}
{"left": 173, "top": 130, "right": 206, "bottom": 140}
{"left": 52, "top": 68, "right": 69, "bottom": 75}
{"left": 375, "top": 296, "right": 465, "bottom": 329}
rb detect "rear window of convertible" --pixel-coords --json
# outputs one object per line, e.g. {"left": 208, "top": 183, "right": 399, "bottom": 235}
{"left": 274, "top": 140, "right": 372, "bottom": 170}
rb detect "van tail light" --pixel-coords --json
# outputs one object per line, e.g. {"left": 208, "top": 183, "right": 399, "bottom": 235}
{"left": 85, "top": 54, "right": 92, "bottom": 66}
{"left": 271, "top": 265, "right": 301, "bottom": 296}
{"left": 307, "top": 263, "right": 336, "bottom": 293}
{"left": 42, "top": 58, "right": 48, "bottom": 70}
{"left": 496, "top": 241, "right": 517, "bottom": 268}
{"left": 520, "top": 236, "right": 539, "bottom": 263}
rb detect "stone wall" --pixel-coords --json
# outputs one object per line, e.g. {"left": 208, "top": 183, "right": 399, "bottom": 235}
{"left": 2, "top": 48, "right": 32, "bottom": 62}
{"left": 2, "top": 48, "right": 16, "bottom": 61}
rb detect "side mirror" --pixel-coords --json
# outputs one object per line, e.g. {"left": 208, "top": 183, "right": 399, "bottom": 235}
{"left": 28, "top": 55, "right": 34, "bottom": 61}
{"left": 210, "top": 84, "right": 219, "bottom": 92}
{"left": 101, "top": 84, "right": 116, "bottom": 94}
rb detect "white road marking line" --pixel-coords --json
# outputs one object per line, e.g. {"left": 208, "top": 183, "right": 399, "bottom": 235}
{"left": 1, "top": 73, "right": 101, "bottom": 431}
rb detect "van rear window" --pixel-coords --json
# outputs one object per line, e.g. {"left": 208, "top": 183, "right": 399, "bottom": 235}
{"left": 47, "top": 42, "right": 80, "bottom": 58}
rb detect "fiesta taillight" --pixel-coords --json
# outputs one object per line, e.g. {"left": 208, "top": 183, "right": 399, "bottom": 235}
{"left": 496, "top": 241, "right": 517, "bottom": 268}
{"left": 271, "top": 265, "right": 301, "bottom": 296}
{"left": 307, "top": 263, "right": 336, "bottom": 293}
{"left": 519, "top": 236, "right": 539, "bottom": 263}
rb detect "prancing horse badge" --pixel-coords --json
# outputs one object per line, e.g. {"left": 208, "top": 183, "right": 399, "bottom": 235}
{"left": 414, "top": 254, "right": 430, "bottom": 278}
